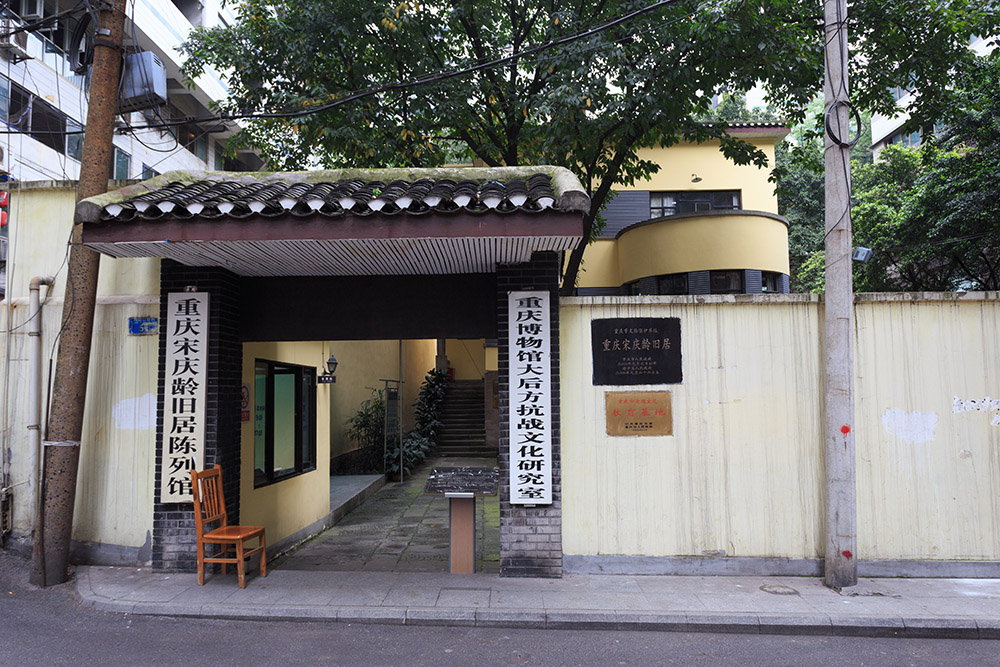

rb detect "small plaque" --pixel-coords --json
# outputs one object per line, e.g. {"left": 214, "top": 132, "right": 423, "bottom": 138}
{"left": 592, "top": 317, "right": 682, "bottom": 385}
{"left": 424, "top": 466, "right": 499, "bottom": 497}
{"left": 605, "top": 391, "right": 672, "bottom": 436}
{"left": 128, "top": 316, "right": 158, "bottom": 335}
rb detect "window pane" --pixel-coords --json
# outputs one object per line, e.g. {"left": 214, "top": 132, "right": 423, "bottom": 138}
{"left": 710, "top": 270, "right": 743, "bottom": 294}
{"left": 253, "top": 362, "right": 268, "bottom": 484}
{"left": 301, "top": 371, "right": 315, "bottom": 471}
{"left": 8, "top": 84, "right": 30, "bottom": 131}
{"left": 114, "top": 147, "right": 130, "bottom": 179}
{"left": 272, "top": 369, "right": 296, "bottom": 475}
{"left": 29, "top": 97, "right": 66, "bottom": 153}
{"left": 66, "top": 119, "right": 83, "bottom": 160}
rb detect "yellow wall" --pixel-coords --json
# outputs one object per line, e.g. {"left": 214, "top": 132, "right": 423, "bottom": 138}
{"left": 5, "top": 184, "right": 160, "bottom": 298}
{"left": 241, "top": 341, "right": 332, "bottom": 545}
{"left": 561, "top": 293, "right": 1000, "bottom": 561}
{"left": 616, "top": 214, "right": 790, "bottom": 282}
{"left": 1, "top": 183, "right": 162, "bottom": 551}
{"left": 855, "top": 296, "right": 1000, "bottom": 560}
{"left": 445, "top": 339, "right": 486, "bottom": 380}
{"left": 1, "top": 300, "right": 160, "bottom": 549}
{"left": 328, "top": 339, "right": 436, "bottom": 458}
{"left": 561, "top": 295, "right": 824, "bottom": 559}
{"left": 575, "top": 138, "right": 787, "bottom": 290}
{"left": 625, "top": 140, "right": 780, "bottom": 213}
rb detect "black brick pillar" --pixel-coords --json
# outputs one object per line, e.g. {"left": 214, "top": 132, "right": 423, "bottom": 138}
{"left": 497, "top": 251, "right": 563, "bottom": 577}
{"left": 152, "top": 260, "right": 243, "bottom": 571}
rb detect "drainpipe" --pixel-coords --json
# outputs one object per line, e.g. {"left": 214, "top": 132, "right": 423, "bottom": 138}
{"left": 28, "top": 276, "right": 54, "bottom": 585}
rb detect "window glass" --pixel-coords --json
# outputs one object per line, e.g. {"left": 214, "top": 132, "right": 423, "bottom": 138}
{"left": 142, "top": 164, "right": 160, "bottom": 180}
{"left": 253, "top": 359, "right": 316, "bottom": 487}
{"left": 657, "top": 273, "right": 688, "bottom": 295}
{"left": 761, "top": 271, "right": 781, "bottom": 293}
{"left": 66, "top": 119, "right": 83, "bottom": 160}
{"left": 114, "top": 147, "right": 131, "bottom": 179}
{"left": 272, "top": 367, "right": 297, "bottom": 475}
{"left": 710, "top": 270, "right": 743, "bottom": 294}
{"left": 253, "top": 361, "right": 268, "bottom": 480}
{"left": 650, "top": 190, "right": 741, "bottom": 218}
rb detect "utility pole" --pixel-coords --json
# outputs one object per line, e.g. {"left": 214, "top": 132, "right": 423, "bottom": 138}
{"left": 30, "top": 0, "right": 127, "bottom": 586}
{"left": 822, "top": 0, "right": 857, "bottom": 588}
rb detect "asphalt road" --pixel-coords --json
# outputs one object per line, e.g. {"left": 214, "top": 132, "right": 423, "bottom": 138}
{"left": 3, "top": 549, "right": 1000, "bottom": 666}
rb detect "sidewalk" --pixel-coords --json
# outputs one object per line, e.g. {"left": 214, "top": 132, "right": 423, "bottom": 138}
{"left": 75, "top": 566, "right": 1000, "bottom": 638}
{"left": 72, "top": 459, "right": 1000, "bottom": 638}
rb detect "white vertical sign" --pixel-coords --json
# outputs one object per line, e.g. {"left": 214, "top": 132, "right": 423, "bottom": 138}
{"left": 508, "top": 290, "right": 552, "bottom": 505}
{"left": 160, "top": 292, "right": 209, "bottom": 503}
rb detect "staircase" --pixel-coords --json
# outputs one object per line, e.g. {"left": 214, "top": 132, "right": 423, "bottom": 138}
{"left": 435, "top": 380, "right": 494, "bottom": 457}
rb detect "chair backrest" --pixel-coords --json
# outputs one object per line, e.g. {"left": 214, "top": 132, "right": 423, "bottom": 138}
{"left": 191, "top": 465, "right": 228, "bottom": 534}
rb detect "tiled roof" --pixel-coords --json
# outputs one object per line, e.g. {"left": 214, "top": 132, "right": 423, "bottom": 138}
{"left": 97, "top": 173, "right": 565, "bottom": 222}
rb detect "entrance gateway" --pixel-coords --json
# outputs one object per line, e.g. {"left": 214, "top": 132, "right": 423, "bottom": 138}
{"left": 78, "top": 166, "right": 588, "bottom": 577}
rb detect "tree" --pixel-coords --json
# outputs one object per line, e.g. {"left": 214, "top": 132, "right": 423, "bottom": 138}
{"left": 180, "top": 0, "right": 999, "bottom": 294}
{"left": 772, "top": 96, "right": 871, "bottom": 291}
{"left": 852, "top": 56, "right": 1000, "bottom": 292}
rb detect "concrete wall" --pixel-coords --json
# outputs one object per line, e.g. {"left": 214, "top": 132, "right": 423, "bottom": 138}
{"left": 561, "top": 293, "right": 1000, "bottom": 565}
{"left": 1, "top": 185, "right": 161, "bottom": 560}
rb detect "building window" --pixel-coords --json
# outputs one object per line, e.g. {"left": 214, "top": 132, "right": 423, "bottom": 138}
{"left": 657, "top": 273, "right": 688, "bottom": 295}
{"left": 710, "top": 270, "right": 743, "bottom": 294}
{"left": 1, "top": 77, "right": 84, "bottom": 160}
{"left": 66, "top": 119, "right": 83, "bottom": 160}
{"left": 761, "top": 271, "right": 781, "bottom": 293}
{"left": 253, "top": 359, "right": 317, "bottom": 487}
{"left": 141, "top": 164, "right": 160, "bottom": 180}
{"left": 113, "top": 147, "right": 131, "bottom": 179}
{"left": 889, "top": 130, "right": 921, "bottom": 148}
{"left": 650, "top": 190, "right": 741, "bottom": 218}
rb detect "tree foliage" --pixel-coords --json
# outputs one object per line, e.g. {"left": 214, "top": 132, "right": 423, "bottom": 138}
{"left": 792, "top": 56, "right": 1000, "bottom": 292}
{"left": 181, "top": 0, "right": 999, "bottom": 293}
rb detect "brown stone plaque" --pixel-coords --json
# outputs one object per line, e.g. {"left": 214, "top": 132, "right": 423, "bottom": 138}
{"left": 605, "top": 391, "right": 673, "bottom": 436}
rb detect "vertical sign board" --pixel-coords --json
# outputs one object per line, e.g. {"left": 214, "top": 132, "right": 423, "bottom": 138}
{"left": 160, "top": 292, "right": 209, "bottom": 503}
{"left": 508, "top": 290, "right": 552, "bottom": 505}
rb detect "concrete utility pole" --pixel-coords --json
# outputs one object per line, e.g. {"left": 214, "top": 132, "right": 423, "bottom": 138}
{"left": 30, "top": 0, "right": 127, "bottom": 587}
{"left": 822, "top": 0, "right": 858, "bottom": 588}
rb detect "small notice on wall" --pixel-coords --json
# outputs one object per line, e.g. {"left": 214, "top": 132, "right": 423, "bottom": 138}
{"left": 591, "top": 317, "right": 682, "bottom": 385}
{"left": 605, "top": 391, "right": 673, "bottom": 436}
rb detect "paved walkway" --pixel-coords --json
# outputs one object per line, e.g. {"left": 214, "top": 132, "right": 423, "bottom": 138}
{"left": 72, "top": 457, "right": 1000, "bottom": 638}
{"left": 279, "top": 458, "right": 499, "bottom": 573}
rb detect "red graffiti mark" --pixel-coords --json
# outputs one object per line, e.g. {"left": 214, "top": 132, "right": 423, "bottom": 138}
{"left": 841, "top": 550, "right": 853, "bottom": 559}
{"left": 840, "top": 425, "right": 851, "bottom": 435}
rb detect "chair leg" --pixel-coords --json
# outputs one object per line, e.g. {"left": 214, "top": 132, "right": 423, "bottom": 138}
{"left": 196, "top": 540, "right": 205, "bottom": 586}
{"left": 260, "top": 536, "right": 267, "bottom": 578}
{"left": 220, "top": 544, "right": 230, "bottom": 575}
{"left": 236, "top": 540, "right": 246, "bottom": 589}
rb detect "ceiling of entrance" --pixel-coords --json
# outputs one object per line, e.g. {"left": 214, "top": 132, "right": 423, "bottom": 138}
{"left": 78, "top": 167, "right": 588, "bottom": 277}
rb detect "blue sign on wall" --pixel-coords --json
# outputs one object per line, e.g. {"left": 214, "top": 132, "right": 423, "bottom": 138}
{"left": 128, "top": 316, "right": 159, "bottom": 335}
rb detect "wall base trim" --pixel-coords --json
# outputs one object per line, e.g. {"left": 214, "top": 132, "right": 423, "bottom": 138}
{"left": 564, "top": 555, "right": 1000, "bottom": 578}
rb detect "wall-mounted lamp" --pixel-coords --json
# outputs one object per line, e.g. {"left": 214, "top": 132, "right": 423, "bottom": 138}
{"left": 851, "top": 247, "right": 873, "bottom": 263}
{"left": 691, "top": 174, "right": 702, "bottom": 183}
{"left": 318, "top": 352, "right": 338, "bottom": 384}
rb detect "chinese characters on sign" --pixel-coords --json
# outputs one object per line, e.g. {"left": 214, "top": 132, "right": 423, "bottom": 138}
{"left": 508, "top": 290, "right": 552, "bottom": 505}
{"left": 605, "top": 391, "right": 673, "bottom": 436}
{"left": 591, "top": 317, "right": 682, "bottom": 385}
{"left": 160, "top": 292, "right": 209, "bottom": 503}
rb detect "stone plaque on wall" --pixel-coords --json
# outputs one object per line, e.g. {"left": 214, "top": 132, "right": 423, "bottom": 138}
{"left": 605, "top": 391, "right": 673, "bottom": 436}
{"left": 591, "top": 317, "right": 682, "bottom": 385}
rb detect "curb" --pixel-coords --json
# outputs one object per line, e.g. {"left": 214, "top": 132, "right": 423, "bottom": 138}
{"left": 72, "top": 583, "right": 997, "bottom": 639}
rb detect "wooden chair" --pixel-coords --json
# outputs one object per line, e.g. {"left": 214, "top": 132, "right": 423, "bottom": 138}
{"left": 190, "top": 465, "right": 267, "bottom": 588}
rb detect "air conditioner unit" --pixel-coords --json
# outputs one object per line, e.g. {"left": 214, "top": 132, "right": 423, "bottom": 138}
{"left": 20, "top": 0, "right": 45, "bottom": 21}
{"left": 119, "top": 51, "right": 168, "bottom": 113}
{"left": 0, "top": 19, "right": 31, "bottom": 62}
